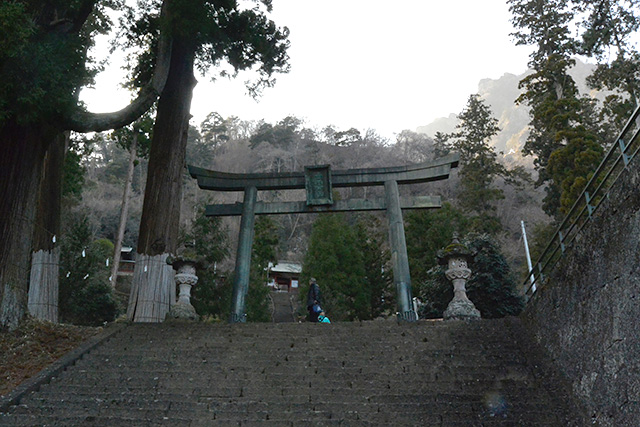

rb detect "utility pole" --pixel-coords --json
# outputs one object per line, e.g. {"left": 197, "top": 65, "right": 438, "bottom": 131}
{"left": 520, "top": 220, "right": 536, "bottom": 293}
{"left": 111, "top": 131, "right": 138, "bottom": 289}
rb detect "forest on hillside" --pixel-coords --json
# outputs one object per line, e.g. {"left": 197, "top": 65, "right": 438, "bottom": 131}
{"left": 61, "top": 108, "right": 545, "bottom": 323}
{"left": 2, "top": 0, "right": 639, "bottom": 328}
{"left": 78, "top": 115, "right": 545, "bottom": 267}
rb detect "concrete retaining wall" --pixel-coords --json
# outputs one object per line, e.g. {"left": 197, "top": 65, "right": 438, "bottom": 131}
{"left": 522, "top": 160, "right": 640, "bottom": 426}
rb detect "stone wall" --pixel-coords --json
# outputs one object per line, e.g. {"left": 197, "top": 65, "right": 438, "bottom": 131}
{"left": 521, "top": 160, "right": 640, "bottom": 426}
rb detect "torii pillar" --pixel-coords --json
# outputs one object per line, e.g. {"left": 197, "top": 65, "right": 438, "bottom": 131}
{"left": 229, "top": 186, "right": 257, "bottom": 323}
{"left": 385, "top": 179, "right": 417, "bottom": 321}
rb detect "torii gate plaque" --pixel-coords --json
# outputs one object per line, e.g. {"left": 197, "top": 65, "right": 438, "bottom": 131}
{"left": 189, "top": 153, "right": 459, "bottom": 323}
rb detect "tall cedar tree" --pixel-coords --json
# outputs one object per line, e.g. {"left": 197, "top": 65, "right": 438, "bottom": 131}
{"left": 0, "top": 0, "right": 103, "bottom": 328}
{"left": 28, "top": 132, "right": 67, "bottom": 322}
{"left": 446, "top": 94, "right": 509, "bottom": 234}
{"left": 509, "top": 0, "right": 603, "bottom": 218}
{"left": 579, "top": 0, "right": 640, "bottom": 131}
{"left": 125, "top": 0, "right": 289, "bottom": 321}
{"left": 301, "top": 214, "right": 367, "bottom": 321}
{"left": 0, "top": 0, "right": 173, "bottom": 329}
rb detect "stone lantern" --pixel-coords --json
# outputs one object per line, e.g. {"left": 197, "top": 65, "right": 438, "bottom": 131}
{"left": 438, "top": 234, "right": 480, "bottom": 320}
{"left": 166, "top": 243, "right": 201, "bottom": 321}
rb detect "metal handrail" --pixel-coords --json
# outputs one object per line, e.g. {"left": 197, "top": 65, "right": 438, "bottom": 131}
{"left": 523, "top": 104, "right": 640, "bottom": 298}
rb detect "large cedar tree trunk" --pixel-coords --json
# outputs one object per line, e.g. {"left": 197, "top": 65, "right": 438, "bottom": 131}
{"left": 127, "top": 38, "right": 197, "bottom": 322}
{"left": 28, "top": 132, "right": 68, "bottom": 322}
{"left": 0, "top": 0, "right": 172, "bottom": 330}
{"left": 0, "top": 121, "right": 54, "bottom": 329}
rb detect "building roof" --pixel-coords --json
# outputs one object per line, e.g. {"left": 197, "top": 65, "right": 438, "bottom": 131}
{"left": 270, "top": 261, "right": 302, "bottom": 274}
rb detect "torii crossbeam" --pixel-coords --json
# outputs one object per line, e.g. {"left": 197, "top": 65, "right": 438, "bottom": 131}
{"left": 189, "top": 153, "right": 459, "bottom": 323}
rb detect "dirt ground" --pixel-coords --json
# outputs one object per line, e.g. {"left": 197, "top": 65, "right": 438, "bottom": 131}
{"left": 0, "top": 318, "right": 101, "bottom": 397}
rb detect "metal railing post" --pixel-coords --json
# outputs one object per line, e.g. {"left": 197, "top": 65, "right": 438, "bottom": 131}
{"left": 585, "top": 192, "right": 595, "bottom": 217}
{"left": 618, "top": 139, "right": 631, "bottom": 166}
{"left": 522, "top": 104, "right": 640, "bottom": 301}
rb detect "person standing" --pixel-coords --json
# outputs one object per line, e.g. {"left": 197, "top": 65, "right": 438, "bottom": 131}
{"left": 306, "top": 277, "right": 322, "bottom": 322}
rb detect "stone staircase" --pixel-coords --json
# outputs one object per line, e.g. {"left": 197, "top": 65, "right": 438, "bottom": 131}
{"left": 270, "top": 292, "right": 295, "bottom": 323}
{"left": 0, "top": 318, "right": 586, "bottom": 426}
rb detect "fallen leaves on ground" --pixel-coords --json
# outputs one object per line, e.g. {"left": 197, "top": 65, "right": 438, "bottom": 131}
{"left": 0, "top": 318, "right": 101, "bottom": 397}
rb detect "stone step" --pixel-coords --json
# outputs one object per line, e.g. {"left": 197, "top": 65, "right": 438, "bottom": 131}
{"left": 62, "top": 363, "right": 531, "bottom": 376}
{"left": 37, "top": 378, "right": 542, "bottom": 399}
{"left": 73, "top": 358, "right": 524, "bottom": 372}
{"left": 0, "top": 408, "right": 571, "bottom": 427}
{"left": 98, "top": 327, "right": 511, "bottom": 344}
{"left": 72, "top": 351, "right": 529, "bottom": 364}
{"left": 0, "top": 413, "right": 192, "bottom": 426}
{"left": 26, "top": 382, "right": 548, "bottom": 403}
{"left": 16, "top": 394, "right": 561, "bottom": 410}
{"left": 0, "top": 318, "right": 586, "bottom": 425}
{"left": 0, "top": 413, "right": 570, "bottom": 427}
{"left": 6, "top": 403, "right": 570, "bottom": 426}
{"left": 85, "top": 346, "right": 525, "bottom": 358}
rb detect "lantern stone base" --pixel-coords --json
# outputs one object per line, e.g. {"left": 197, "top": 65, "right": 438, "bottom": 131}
{"left": 444, "top": 299, "right": 481, "bottom": 320}
{"left": 167, "top": 302, "right": 199, "bottom": 321}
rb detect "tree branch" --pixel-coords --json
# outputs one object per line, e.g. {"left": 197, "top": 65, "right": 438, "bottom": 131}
{"left": 65, "top": 2, "right": 173, "bottom": 133}
{"left": 70, "top": 0, "right": 98, "bottom": 33}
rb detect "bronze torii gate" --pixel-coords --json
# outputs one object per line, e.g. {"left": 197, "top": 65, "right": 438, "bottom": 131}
{"left": 188, "top": 153, "right": 459, "bottom": 323}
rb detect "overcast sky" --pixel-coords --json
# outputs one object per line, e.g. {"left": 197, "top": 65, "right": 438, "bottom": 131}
{"left": 81, "top": 0, "right": 534, "bottom": 141}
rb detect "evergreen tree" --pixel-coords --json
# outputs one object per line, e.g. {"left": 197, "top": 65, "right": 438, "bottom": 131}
{"left": 249, "top": 116, "right": 306, "bottom": 172}
{"left": 405, "top": 203, "right": 470, "bottom": 286}
{"left": 62, "top": 137, "right": 92, "bottom": 201}
{"left": 414, "top": 268, "right": 451, "bottom": 319}
{"left": 446, "top": 94, "right": 513, "bottom": 233}
{"left": 433, "top": 131, "right": 451, "bottom": 159}
{"left": 200, "top": 112, "right": 230, "bottom": 147}
{"left": 249, "top": 116, "right": 301, "bottom": 150}
{"left": 527, "top": 221, "right": 557, "bottom": 268}
{"left": 465, "top": 233, "right": 525, "bottom": 318}
{"left": 186, "top": 207, "right": 229, "bottom": 320}
{"left": 331, "top": 128, "right": 362, "bottom": 147}
{"left": 509, "top": 0, "right": 603, "bottom": 218}
{"left": 59, "top": 214, "right": 121, "bottom": 326}
{"left": 547, "top": 126, "right": 604, "bottom": 214}
{"left": 247, "top": 216, "right": 280, "bottom": 322}
{"left": 579, "top": 0, "right": 640, "bottom": 130}
{"left": 302, "top": 214, "right": 367, "bottom": 321}
{"left": 186, "top": 112, "right": 234, "bottom": 168}
{"left": 354, "top": 215, "right": 394, "bottom": 319}
{"left": 189, "top": 214, "right": 278, "bottom": 322}
{"left": 0, "top": 0, "right": 110, "bottom": 328}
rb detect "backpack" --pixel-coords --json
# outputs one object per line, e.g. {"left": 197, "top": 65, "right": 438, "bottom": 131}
{"left": 318, "top": 315, "right": 331, "bottom": 323}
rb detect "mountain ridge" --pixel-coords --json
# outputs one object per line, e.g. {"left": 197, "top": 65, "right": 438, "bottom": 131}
{"left": 416, "top": 59, "right": 599, "bottom": 167}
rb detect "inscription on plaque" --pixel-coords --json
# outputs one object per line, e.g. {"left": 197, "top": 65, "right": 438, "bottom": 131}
{"left": 305, "top": 165, "right": 333, "bottom": 206}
